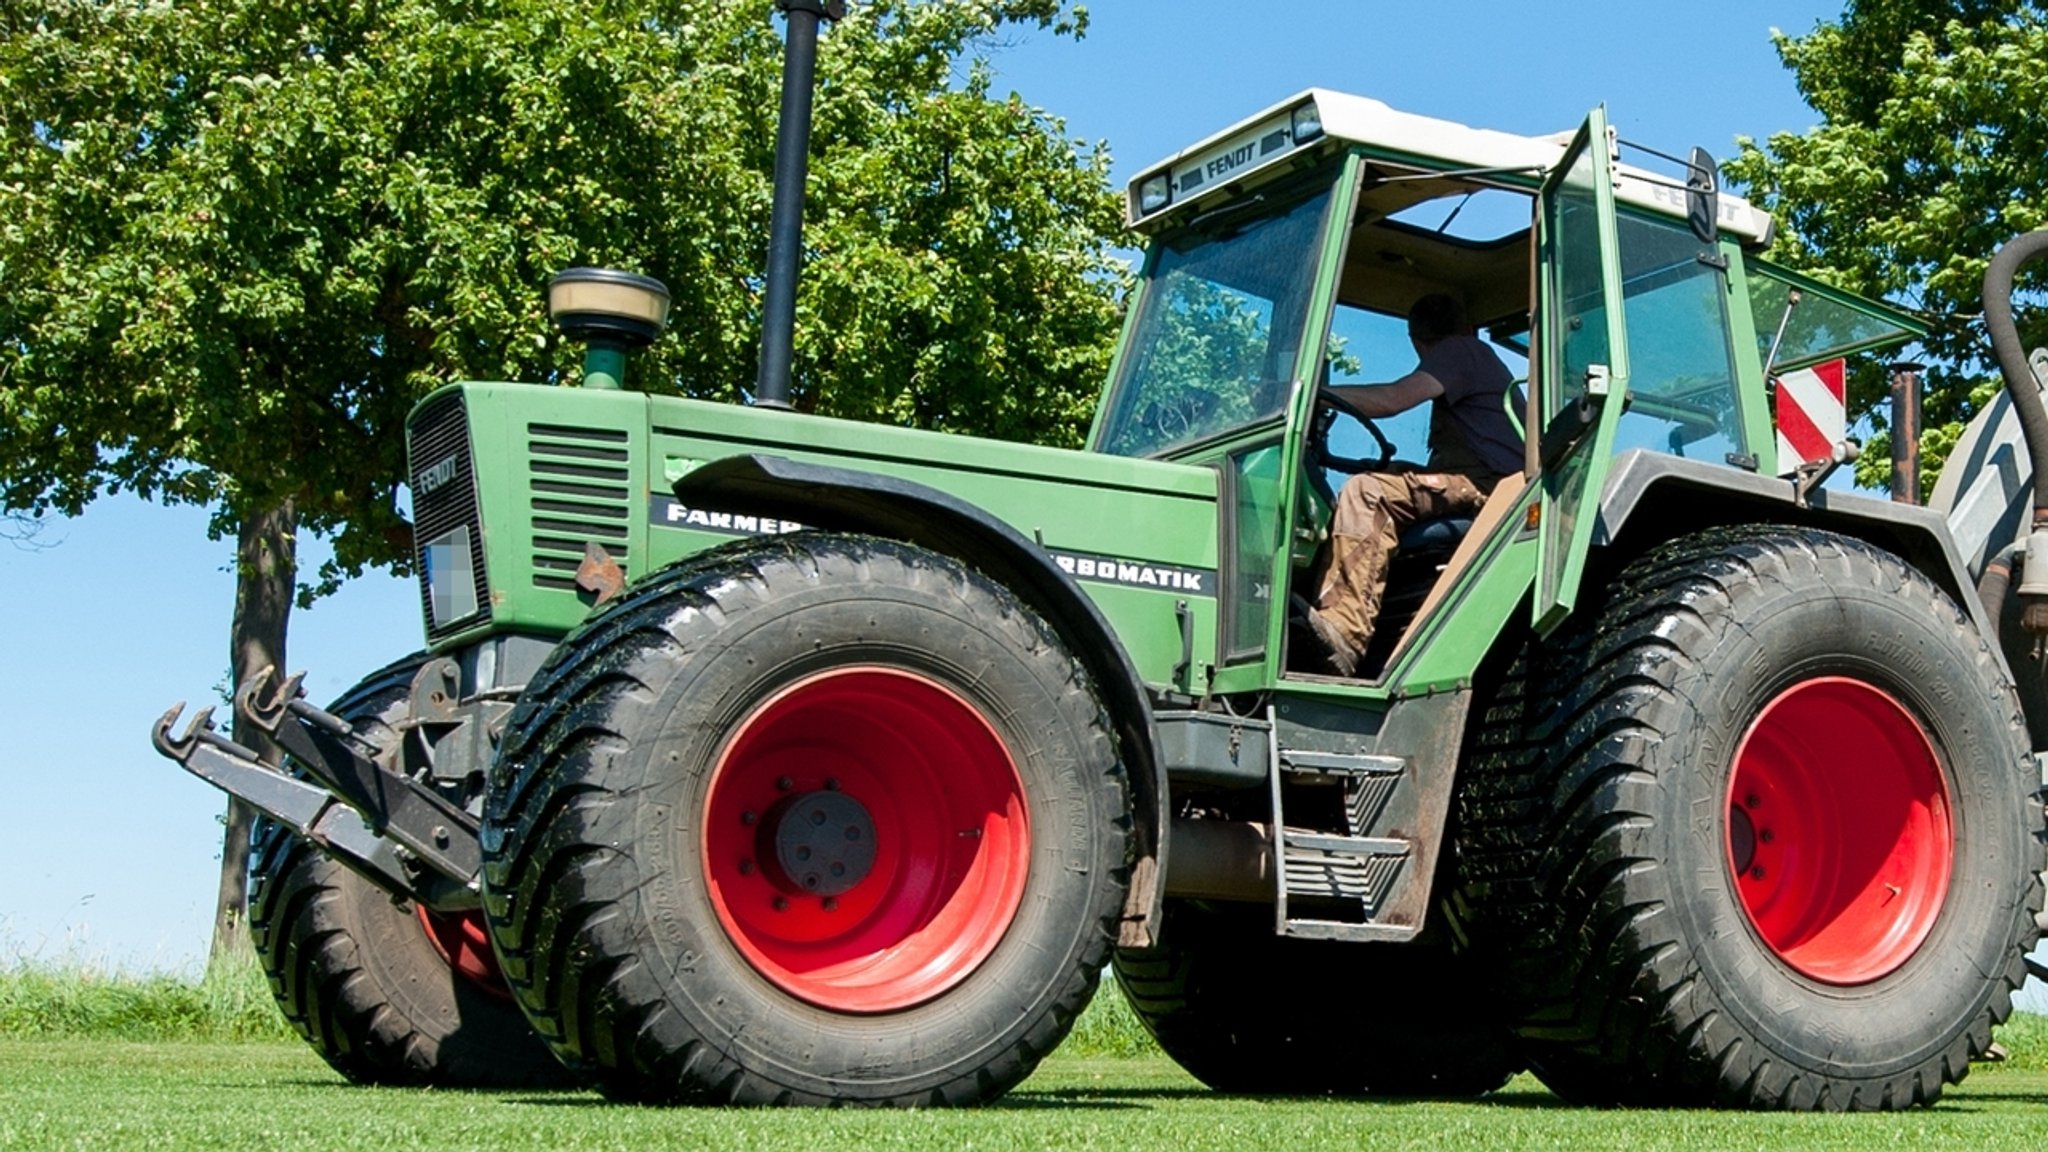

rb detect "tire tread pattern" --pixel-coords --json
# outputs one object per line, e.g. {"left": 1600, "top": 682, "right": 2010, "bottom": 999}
{"left": 482, "top": 534, "right": 1131, "bottom": 1106}
{"left": 247, "top": 657, "right": 572, "bottom": 1088}
{"left": 1448, "top": 526, "right": 2044, "bottom": 1110}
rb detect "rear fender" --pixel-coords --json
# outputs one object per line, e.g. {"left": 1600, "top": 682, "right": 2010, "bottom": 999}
{"left": 675, "top": 453, "right": 1168, "bottom": 947}
{"left": 1594, "top": 452, "right": 2003, "bottom": 671}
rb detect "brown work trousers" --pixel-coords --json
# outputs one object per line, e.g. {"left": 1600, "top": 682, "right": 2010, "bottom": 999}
{"left": 1311, "top": 470, "right": 1489, "bottom": 665}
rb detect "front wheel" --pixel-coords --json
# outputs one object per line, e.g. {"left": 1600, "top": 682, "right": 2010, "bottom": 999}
{"left": 1450, "top": 527, "right": 2043, "bottom": 1110}
{"left": 248, "top": 659, "right": 570, "bottom": 1088}
{"left": 481, "top": 534, "right": 1133, "bottom": 1106}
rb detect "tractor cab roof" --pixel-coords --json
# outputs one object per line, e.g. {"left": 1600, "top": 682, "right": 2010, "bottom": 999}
{"left": 1124, "top": 89, "right": 1774, "bottom": 249}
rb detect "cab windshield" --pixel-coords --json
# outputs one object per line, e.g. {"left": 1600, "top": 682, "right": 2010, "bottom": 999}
{"left": 1096, "top": 181, "right": 1336, "bottom": 458}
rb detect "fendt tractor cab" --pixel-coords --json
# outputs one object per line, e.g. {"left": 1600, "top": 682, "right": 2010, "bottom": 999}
{"left": 157, "top": 29, "right": 2048, "bottom": 1113}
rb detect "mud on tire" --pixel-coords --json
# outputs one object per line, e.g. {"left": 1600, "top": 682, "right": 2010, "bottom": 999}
{"left": 247, "top": 659, "right": 571, "bottom": 1088}
{"left": 1449, "top": 526, "right": 2044, "bottom": 1110}
{"left": 481, "top": 534, "right": 1133, "bottom": 1106}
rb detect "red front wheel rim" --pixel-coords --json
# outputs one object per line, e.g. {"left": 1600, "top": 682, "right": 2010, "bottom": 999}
{"left": 415, "top": 906, "right": 512, "bottom": 998}
{"left": 1726, "top": 676, "right": 1952, "bottom": 984}
{"left": 702, "top": 667, "right": 1031, "bottom": 1013}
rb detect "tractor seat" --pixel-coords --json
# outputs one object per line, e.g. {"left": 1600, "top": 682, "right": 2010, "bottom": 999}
{"left": 1397, "top": 517, "right": 1473, "bottom": 554}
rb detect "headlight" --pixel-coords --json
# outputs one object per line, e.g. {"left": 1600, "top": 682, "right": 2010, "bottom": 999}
{"left": 1137, "top": 173, "right": 1172, "bottom": 215}
{"left": 423, "top": 525, "right": 480, "bottom": 628}
{"left": 1291, "top": 102, "right": 1324, "bottom": 145}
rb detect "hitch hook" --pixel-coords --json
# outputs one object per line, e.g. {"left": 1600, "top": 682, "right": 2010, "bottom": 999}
{"left": 151, "top": 702, "right": 215, "bottom": 763}
{"left": 235, "top": 665, "right": 305, "bottom": 737}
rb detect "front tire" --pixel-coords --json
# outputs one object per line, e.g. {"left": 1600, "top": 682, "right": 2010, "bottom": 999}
{"left": 248, "top": 660, "right": 571, "bottom": 1088}
{"left": 481, "top": 534, "right": 1132, "bottom": 1106}
{"left": 1450, "top": 527, "right": 2043, "bottom": 1109}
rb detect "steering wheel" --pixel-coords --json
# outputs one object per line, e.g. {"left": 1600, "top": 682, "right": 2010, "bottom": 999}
{"left": 1146, "top": 379, "right": 1296, "bottom": 447}
{"left": 1147, "top": 392, "right": 1202, "bottom": 444}
{"left": 1311, "top": 386, "right": 1397, "bottom": 474}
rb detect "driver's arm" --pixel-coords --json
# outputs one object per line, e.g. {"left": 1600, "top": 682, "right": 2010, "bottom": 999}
{"left": 1329, "top": 370, "right": 1444, "bottom": 418}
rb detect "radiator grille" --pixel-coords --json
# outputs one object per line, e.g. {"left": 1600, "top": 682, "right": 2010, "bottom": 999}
{"left": 408, "top": 391, "right": 491, "bottom": 641}
{"left": 527, "top": 423, "right": 631, "bottom": 591}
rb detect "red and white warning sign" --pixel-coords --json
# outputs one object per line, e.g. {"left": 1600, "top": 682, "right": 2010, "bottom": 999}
{"left": 1776, "top": 358, "right": 1847, "bottom": 472}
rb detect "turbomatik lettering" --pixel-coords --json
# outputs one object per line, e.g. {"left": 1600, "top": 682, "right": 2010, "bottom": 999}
{"left": 1050, "top": 550, "right": 1210, "bottom": 595}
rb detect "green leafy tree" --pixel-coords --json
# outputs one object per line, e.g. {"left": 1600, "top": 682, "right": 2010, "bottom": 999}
{"left": 0, "top": 0, "right": 1125, "bottom": 961}
{"left": 1725, "top": 0, "right": 2048, "bottom": 492}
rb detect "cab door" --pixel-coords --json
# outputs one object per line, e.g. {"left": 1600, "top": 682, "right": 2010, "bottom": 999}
{"left": 1533, "top": 108, "right": 1631, "bottom": 632}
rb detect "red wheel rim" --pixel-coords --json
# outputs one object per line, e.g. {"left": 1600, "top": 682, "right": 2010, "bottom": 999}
{"left": 1726, "top": 676, "right": 1952, "bottom": 984}
{"left": 415, "top": 906, "right": 512, "bottom": 998}
{"left": 702, "top": 667, "right": 1030, "bottom": 1013}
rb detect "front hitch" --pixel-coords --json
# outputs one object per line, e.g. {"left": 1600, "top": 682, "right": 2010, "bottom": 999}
{"left": 152, "top": 666, "right": 484, "bottom": 910}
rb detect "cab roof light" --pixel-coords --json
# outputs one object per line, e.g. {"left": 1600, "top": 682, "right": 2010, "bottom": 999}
{"left": 1290, "top": 102, "right": 1324, "bottom": 145}
{"left": 1137, "top": 172, "right": 1173, "bottom": 216}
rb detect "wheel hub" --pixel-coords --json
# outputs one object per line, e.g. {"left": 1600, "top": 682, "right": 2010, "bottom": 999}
{"left": 769, "top": 789, "right": 876, "bottom": 897}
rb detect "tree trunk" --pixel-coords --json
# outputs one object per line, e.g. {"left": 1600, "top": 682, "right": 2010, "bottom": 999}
{"left": 210, "top": 498, "right": 298, "bottom": 968}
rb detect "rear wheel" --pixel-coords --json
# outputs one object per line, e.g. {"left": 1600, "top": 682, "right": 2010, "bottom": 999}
{"left": 1450, "top": 527, "right": 2042, "bottom": 1110}
{"left": 482, "top": 534, "right": 1132, "bottom": 1106}
{"left": 247, "top": 660, "right": 570, "bottom": 1088}
{"left": 1114, "top": 901, "right": 1520, "bottom": 1096}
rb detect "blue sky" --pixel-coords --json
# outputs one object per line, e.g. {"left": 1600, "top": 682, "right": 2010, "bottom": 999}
{"left": 2, "top": 0, "right": 1860, "bottom": 974}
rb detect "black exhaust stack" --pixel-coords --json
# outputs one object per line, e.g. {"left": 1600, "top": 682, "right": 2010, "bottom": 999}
{"left": 754, "top": 0, "right": 845, "bottom": 410}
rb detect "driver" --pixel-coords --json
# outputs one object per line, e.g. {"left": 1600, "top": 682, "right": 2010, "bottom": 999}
{"left": 1307, "top": 293, "right": 1524, "bottom": 676}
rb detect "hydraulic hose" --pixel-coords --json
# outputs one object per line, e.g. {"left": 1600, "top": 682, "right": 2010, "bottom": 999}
{"left": 1984, "top": 231, "right": 2048, "bottom": 632}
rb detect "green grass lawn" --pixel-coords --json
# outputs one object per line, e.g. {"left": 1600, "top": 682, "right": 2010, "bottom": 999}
{"left": 9, "top": 964, "right": 2048, "bottom": 1150}
{"left": 8, "top": 1039, "right": 2048, "bottom": 1152}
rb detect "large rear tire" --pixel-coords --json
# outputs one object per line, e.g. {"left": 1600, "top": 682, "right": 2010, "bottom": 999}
{"left": 1113, "top": 901, "right": 1520, "bottom": 1096}
{"left": 1450, "top": 527, "right": 2043, "bottom": 1110}
{"left": 247, "top": 659, "right": 571, "bottom": 1088}
{"left": 481, "top": 534, "right": 1132, "bottom": 1106}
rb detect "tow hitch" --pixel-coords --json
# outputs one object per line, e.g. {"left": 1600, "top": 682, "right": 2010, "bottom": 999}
{"left": 153, "top": 667, "right": 482, "bottom": 911}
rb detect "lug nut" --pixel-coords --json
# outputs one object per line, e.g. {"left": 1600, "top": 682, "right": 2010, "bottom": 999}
{"left": 741, "top": 810, "right": 757, "bottom": 826}
{"left": 1745, "top": 793, "right": 1761, "bottom": 809}
{"left": 777, "top": 776, "right": 795, "bottom": 792}
{"left": 1759, "top": 829, "right": 1774, "bottom": 844}
{"left": 796, "top": 846, "right": 811, "bottom": 861}
{"left": 772, "top": 897, "right": 789, "bottom": 912}
{"left": 810, "top": 809, "right": 827, "bottom": 826}
{"left": 822, "top": 897, "right": 838, "bottom": 912}
{"left": 738, "top": 859, "right": 754, "bottom": 876}
{"left": 1751, "top": 866, "right": 1767, "bottom": 880}
{"left": 825, "top": 778, "right": 841, "bottom": 792}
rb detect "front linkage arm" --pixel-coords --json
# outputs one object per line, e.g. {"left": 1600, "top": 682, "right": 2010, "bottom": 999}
{"left": 152, "top": 666, "right": 483, "bottom": 911}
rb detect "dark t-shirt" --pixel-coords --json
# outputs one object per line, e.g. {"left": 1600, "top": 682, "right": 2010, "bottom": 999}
{"left": 1417, "top": 335, "right": 1523, "bottom": 479}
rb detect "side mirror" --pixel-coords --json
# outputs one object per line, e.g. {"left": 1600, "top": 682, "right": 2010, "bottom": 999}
{"left": 1687, "top": 147, "right": 1720, "bottom": 246}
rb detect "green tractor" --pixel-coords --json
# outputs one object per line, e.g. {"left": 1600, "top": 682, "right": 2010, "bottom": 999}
{"left": 156, "top": 6, "right": 2048, "bottom": 1111}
